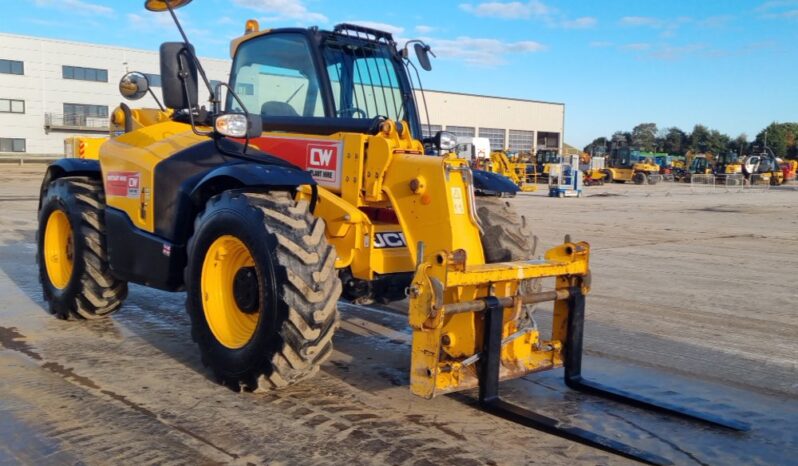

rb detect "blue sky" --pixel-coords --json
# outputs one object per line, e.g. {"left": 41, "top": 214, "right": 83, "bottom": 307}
{"left": 5, "top": 0, "right": 797, "bottom": 147}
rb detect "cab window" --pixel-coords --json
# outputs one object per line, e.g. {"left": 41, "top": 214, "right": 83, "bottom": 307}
{"left": 228, "top": 33, "right": 325, "bottom": 118}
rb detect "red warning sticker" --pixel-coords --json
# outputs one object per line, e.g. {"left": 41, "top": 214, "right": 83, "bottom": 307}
{"left": 106, "top": 171, "right": 140, "bottom": 198}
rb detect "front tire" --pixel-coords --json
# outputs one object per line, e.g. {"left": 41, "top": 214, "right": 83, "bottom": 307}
{"left": 475, "top": 197, "right": 541, "bottom": 315}
{"left": 185, "top": 191, "right": 341, "bottom": 392}
{"left": 37, "top": 177, "right": 127, "bottom": 320}
{"left": 633, "top": 172, "right": 647, "bottom": 185}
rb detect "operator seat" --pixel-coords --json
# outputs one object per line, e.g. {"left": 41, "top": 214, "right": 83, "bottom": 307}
{"left": 261, "top": 101, "right": 299, "bottom": 118}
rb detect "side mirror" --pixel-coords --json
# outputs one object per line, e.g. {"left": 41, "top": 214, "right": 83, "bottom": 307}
{"left": 414, "top": 43, "right": 433, "bottom": 71}
{"left": 119, "top": 72, "right": 150, "bottom": 101}
{"left": 160, "top": 42, "right": 198, "bottom": 110}
{"left": 144, "top": 0, "right": 193, "bottom": 11}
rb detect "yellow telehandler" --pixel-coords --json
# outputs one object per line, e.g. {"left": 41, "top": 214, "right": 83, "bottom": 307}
{"left": 35, "top": 2, "right": 746, "bottom": 463}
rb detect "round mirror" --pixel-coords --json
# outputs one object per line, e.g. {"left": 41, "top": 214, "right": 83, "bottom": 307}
{"left": 144, "top": 0, "right": 193, "bottom": 12}
{"left": 119, "top": 72, "right": 150, "bottom": 101}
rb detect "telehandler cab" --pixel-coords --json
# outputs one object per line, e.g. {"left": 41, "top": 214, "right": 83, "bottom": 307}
{"left": 36, "top": 1, "right": 747, "bottom": 463}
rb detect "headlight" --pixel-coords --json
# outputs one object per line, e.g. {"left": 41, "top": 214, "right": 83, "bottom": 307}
{"left": 437, "top": 131, "right": 457, "bottom": 152}
{"left": 215, "top": 114, "right": 249, "bottom": 138}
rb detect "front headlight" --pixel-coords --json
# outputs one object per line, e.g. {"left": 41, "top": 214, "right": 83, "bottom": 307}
{"left": 215, "top": 114, "right": 249, "bottom": 138}
{"left": 437, "top": 131, "right": 457, "bottom": 152}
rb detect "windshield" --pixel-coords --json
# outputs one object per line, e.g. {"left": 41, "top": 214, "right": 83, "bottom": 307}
{"left": 322, "top": 37, "right": 408, "bottom": 122}
{"left": 228, "top": 33, "right": 325, "bottom": 118}
{"left": 227, "top": 31, "right": 421, "bottom": 136}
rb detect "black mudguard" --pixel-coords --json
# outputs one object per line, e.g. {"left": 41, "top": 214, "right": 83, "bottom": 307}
{"left": 38, "top": 158, "right": 101, "bottom": 209}
{"left": 472, "top": 169, "right": 520, "bottom": 197}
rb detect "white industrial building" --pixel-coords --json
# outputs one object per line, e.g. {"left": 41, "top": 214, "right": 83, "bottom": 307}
{"left": 0, "top": 33, "right": 563, "bottom": 156}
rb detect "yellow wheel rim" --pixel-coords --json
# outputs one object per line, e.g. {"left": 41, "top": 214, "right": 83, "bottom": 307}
{"left": 201, "top": 235, "right": 261, "bottom": 349}
{"left": 43, "top": 210, "right": 74, "bottom": 289}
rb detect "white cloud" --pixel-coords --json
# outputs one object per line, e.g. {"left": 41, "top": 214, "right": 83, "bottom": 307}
{"left": 589, "top": 40, "right": 613, "bottom": 48}
{"left": 620, "top": 16, "right": 664, "bottom": 27}
{"left": 415, "top": 25, "right": 435, "bottom": 34}
{"left": 428, "top": 36, "right": 545, "bottom": 66}
{"left": 756, "top": 0, "right": 798, "bottom": 19}
{"left": 459, "top": 1, "right": 551, "bottom": 19}
{"left": 698, "top": 15, "right": 734, "bottom": 28}
{"left": 347, "top": 21, "right": 405, "bottom": 36}
{"left": 561, "top": 16, "right": 596, "bottom": 29}
{"left": 232, "top": 0, "right": 327, "bottom": 23}
{"left": 620, "top": 42, "right": 651, "bottom": 51}
{"left": 34, "top": 0, "right": 113, "bottom": 16}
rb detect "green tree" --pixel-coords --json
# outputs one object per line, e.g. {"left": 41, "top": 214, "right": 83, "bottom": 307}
{"left": 584, "top": 136, "right": 608, "bottom": 154}
{"left": 689, "top": 124, "right": 711, "bottom": 152}
{"left": 727, "top": 133, "right": 748, "bottom": 155}
{"left": 755, "top": 122, "right": 798, "bottom": 158}
{"left": 707, "top": 130, "right": 731, "bottom": 154}
{"left": 631, "top": 123, "right": 658, "bottom": 151}
{"left": 662, "top": 127, "right": 688, "bottom": 155}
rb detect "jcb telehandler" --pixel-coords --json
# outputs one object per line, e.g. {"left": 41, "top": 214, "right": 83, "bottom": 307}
{"left": 36, "top": 1, "right": 746, "bottom": 463}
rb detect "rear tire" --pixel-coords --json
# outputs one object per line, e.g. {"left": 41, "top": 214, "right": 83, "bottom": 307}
{"left": 633, "top": 172, "right": 647, "bottom": 185}
{"left": 37, "top": 177, "right": 127, "bottom": 320}
{"left": 185, "top": 191, "right": 341, "bottom": 392}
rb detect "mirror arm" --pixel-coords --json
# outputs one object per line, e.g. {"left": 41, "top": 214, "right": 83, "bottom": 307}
{"left": 177, "top": 53, "right": 212, "bottom": 137}
{"left": 147, "top": 88, "right": 166, "bottom": 112}
{"left": 163, "top": 1, "right": 217, "bottom": 109}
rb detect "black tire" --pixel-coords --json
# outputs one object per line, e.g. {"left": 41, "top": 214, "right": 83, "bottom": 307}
{"left": 603, "top": 170, "right": 613, "bottom": 184}
{"left": 475, "top": 197, "right": 541, "bottom": 313}
{"left": 37, "top": 177, "right": 128, "bottom": 320}
{"left": 185, "top": 191, "right": 341, "bottom": 392}
{"left": 633, "top": 172, "right": 647, "bottom": 185}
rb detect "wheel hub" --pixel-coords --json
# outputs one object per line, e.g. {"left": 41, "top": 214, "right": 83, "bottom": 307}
{"left": 233, "top": 267, "right": 259, "bottom": 314}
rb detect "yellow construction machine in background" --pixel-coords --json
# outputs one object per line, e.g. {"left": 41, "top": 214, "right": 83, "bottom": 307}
{"left": 603, "top": 146, "right": 661, "bottom": 184}
{"left": 482, "top": 150, "right": 537, "bottom": 192}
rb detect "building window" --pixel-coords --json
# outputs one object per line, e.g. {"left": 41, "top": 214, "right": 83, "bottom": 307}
{"left": 0, "top": 98, "right": 25, "bottom": 114}
{"left": 63, "top": 103, "right": 108, "bottom": 126}
{"left": 235, "top": 83, "right": 254, "bottom": 96}
{"left": 421, "top": 124, "right": 442, "bottom": 139}
{"left": 508, "top": 130, "right": 534, "bottom": 152}
{"left": 0, "top": 138, "right": 26, "bottom": 153}
{"left": 62, "top": 65, "right": 108, "bottom": 82}
{"left": 143, "top": 73, "right": 162, "bottom": 87}
{"left": 445, "top": 125, "right": 475, "bottom": 141}
{"left": 64, "top": 103, "right": 108, "bottom": 118}
{"left": 0, "top": 59, "right": 24, "bottom": 75}
{"left": 479, "top": 127, "right": 505, "bottom": 151}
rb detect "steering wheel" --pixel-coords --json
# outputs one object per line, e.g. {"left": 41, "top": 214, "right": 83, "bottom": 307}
{"left": 337, "top": 107, "right": 367, "bottom": 118}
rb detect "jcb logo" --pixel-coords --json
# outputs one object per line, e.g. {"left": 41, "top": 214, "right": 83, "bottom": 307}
{"left": 373, "top": 232, "right": 407, "bottom": 249}
{"left": 308, "top": 145, "right": 336, "bottom": 169}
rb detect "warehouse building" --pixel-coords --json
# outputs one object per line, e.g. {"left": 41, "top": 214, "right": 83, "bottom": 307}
{"left": 0, "top": 33, "right": 564, "bottom": 156}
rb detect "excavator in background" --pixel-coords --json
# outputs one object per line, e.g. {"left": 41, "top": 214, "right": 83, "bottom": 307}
{"left": 485, "top": 150, "right": 537, "bottom": 192}
{"left": 455, "top": 138, "right": 533, "bottom": 194}
{"left": 34, "top": 2, "right": 748, "bottom": 464}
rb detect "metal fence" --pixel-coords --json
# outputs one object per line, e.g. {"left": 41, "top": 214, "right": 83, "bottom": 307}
{"left": 44, "top": 113, "right": 109, "bottom": 133}
{"left": 690, "top": 174, "right": 715, "bottom": 193}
